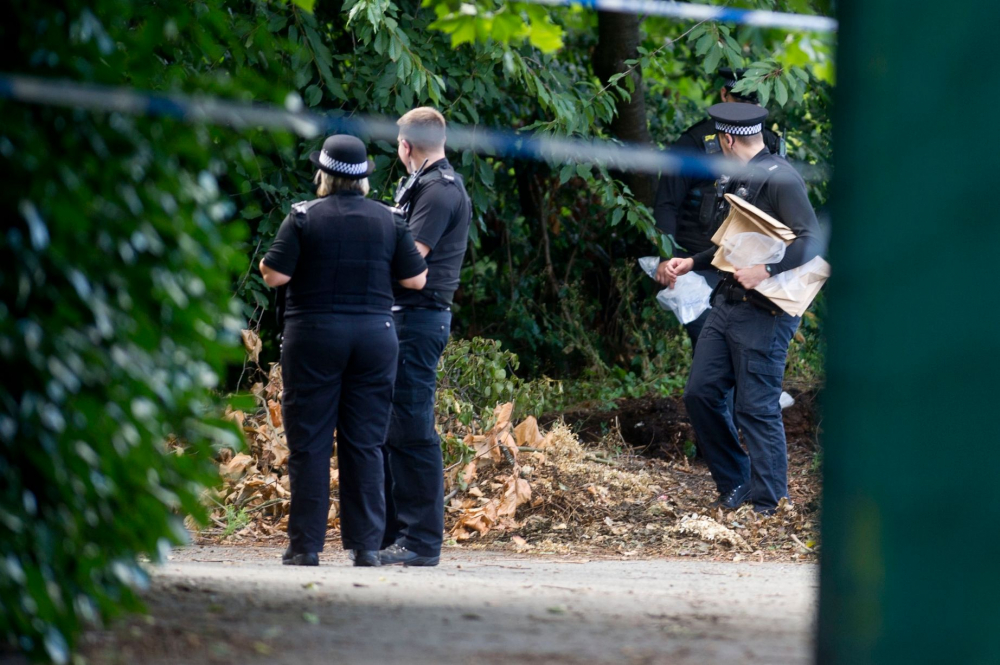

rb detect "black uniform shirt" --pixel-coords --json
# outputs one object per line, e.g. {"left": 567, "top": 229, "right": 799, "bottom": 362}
{"left": 263, "top": 191, "right": 426, "bottom": 317}
{"left": 654, "top": 119, "right": 782, "bottom": 255}
{"left": 393, "top": 159, "right": 471, "bottom": 308}
{"left": 691, "top": 147, "right": 820, "bottom": 276}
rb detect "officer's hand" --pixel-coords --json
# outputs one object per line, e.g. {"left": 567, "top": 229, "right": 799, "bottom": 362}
{"left": 655, "top": 261, "right": 676, "bottom": 287}
{"left": 659, "top": 257, "right": 694, "bottom": 287}
{"left": 734, "top": 264, "right": 770, "bottom": 291}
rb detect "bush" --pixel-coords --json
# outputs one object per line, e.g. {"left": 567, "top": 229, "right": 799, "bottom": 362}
{"left": 437, "top": 337, "right": 556, "bottom": 426}
{"left": 436, "top": 337, "right": 557, "bottom": 467}
{"left": 0, "top": 111, "right": 249, "bottom": 660}
{"left": 0, "top": 2, "right": 294, "bottom": 660}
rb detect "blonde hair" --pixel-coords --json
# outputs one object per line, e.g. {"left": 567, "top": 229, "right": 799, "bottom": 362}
{"left": 314, "top": 170, "right": 370, "bottom": 197}
{"left": 397, "top": 107, "right": 447, "bottom": 151}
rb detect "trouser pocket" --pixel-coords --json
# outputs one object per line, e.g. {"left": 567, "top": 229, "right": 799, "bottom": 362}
{"left": 738, "top": 359, "right": 785, "bottom": 415}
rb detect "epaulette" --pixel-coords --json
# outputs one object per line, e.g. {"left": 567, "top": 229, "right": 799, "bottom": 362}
{"left": 420, "top": 166, "right": 461, "bottom": 187}
{"left": 291, "top": 198, "right": 324, "bottom": 214}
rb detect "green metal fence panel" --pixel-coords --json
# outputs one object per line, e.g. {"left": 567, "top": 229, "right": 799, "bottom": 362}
{"left": 818, "top": 2, "right": 1000, "bottom": 663}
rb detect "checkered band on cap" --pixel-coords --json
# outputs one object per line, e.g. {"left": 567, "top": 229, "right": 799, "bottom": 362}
{"left": 724, "top": 80, "right": 737, "bottom": 88}
{"left": 319, "top": 150, "right": 368, "bottom": 175}
{"left": 715, "top": 121, "right": 763, "bottom": 136}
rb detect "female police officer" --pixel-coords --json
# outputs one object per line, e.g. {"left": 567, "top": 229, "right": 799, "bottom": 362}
{"left": 259, "top": 135, "right": 428, "bottom": 567}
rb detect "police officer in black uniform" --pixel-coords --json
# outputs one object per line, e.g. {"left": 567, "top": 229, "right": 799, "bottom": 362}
{"left": 259, "top": 134, "right": 428, "bottom": 566}
{"left": 653, "top": 67, "right": 784, "bottom": 349}
{"left": 662, "top": 103, "right": 821, "bottom": 514}
{"left": 379, "top": 108, "right": 471, "bottom": 567}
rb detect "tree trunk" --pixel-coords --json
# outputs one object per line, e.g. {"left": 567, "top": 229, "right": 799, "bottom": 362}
{"left": 592, "top": 12, "right": 655, "bottom": 206}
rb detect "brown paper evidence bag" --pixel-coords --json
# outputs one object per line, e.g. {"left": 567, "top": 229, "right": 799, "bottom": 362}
{"left": 709, "top": 193, "right": 830, "bottom": 317}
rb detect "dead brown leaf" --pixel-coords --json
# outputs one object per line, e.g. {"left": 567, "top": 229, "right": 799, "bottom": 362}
{"left": 514, "top": 416, "right": 545, "bottom": 448}
{"left": 461, "top": 460, "right": 478, "bottom": 486}
{"left": 224, "top": 407, "right": 245, "bottom": 428}
{"left": 493, "top": 402, "right": 513, "bottom": 431}
{"left": 220, "top": 453, "right": 254, "bottom": 482}
{"left": 241, "top": 329, "right": 262, "bottom": 364}
{"left": 268, "top": 400, "right": 283, "bottom": 429}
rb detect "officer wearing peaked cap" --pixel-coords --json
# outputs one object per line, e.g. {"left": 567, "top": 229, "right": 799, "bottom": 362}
{"left": 259, "top": 134, "right": 428, "bottom": 567}
{"left": 661, "top": 102, "right": 821, "bottom": 515}
{"left": 653, "top": 67, "right": 784, "bottom": 351}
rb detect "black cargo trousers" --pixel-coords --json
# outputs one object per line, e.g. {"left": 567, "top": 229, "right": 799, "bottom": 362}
{"left": 381, "top": 308, "right": 451, "bottom": 556}
{"left": 281, "top": 313, "right": 398, "bottom": 554}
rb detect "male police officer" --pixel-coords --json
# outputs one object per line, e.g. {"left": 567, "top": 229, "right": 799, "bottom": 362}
{"left": 653, "top": 67, "right": 783, "bottom": 349}
{"left": 662, "top": 103, "right": 820, "bottom": 514}
{"left": 380, "top": 107, "right": 471, "bottom": 566}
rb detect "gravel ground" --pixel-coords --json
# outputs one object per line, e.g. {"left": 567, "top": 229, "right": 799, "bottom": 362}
{"left": 73, "top": 545, "right": 818, "bottom": 665}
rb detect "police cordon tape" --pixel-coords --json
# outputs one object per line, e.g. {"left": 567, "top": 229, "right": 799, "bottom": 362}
{"left": 0, "top": 73, "right": 828, "bottom": 183}
{"left": 525, "top": 0, "right": 837, "bottom": 32}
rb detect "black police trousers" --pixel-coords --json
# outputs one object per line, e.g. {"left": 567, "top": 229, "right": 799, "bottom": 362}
{"left": 381, "top": 308, "right": 451, "bottom": 556}
{"left": 684, "top": 296, "right": 799, "bottom": 511}
{"left": 281, "top": 313, "right": 398, "bottom": 554}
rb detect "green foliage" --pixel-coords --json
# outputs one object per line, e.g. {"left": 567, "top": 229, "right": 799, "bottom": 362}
{"left": 785, "top": 293, "right": 827, "bottom": 387}
{"left": 205, "top": 0, "right": 833, "bottom": 388}
{"left": 437, "top": 337, "right": 556, "bottom": 432}
{"left": 436, "top": 336, "right": 561, "bottom": 470}
{"left": 530, "top": 265, "right": 695, "bottom": 411}
{"left": 686, "top": 23, "right": 746, "bottom": 73}
{"left": 729, "top": 59, "right": 809, "bottom": 107}
{"left": 1, "top": 1, "right": 292, "bottom": 661}
{"left": 426, "top": 0, "right": 567, "bottom": 52}
{"left": 3, "top": 1, "right": 835, "bottom": 654}
{"left": 220, "top": 506, "right": 252, "bottom": 538}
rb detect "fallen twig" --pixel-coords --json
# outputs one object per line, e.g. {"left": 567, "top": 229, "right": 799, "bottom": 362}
{"left": 246, "top": 498, "right": 286, "bottom": 514}
{"left": 790, "top": 533, "right": 814, "bottom": 553}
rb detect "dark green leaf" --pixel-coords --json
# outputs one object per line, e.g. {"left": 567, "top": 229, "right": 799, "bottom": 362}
{"left": 704, "top": 44, "right": 723, "bottom": 73}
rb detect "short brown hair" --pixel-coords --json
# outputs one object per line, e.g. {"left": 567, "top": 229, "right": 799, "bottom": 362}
{"left": 397, "top": 107, "right": 446, "bottom": 151}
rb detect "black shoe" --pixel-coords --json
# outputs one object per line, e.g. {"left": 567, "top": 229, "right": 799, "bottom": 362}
{"left": 711, "top": 483, "right": 751, "bottom": 510}
{"left": 282, "top": 548, "right": 319, "bottom": 566}
{"left": 379, "top": 544, "right": 440, "bottom": 567}
{"left": 352, "top": 550, "right": 381, "bottom": 567}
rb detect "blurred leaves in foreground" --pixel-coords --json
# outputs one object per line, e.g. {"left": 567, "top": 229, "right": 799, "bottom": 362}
{"left": 0, "top": 1, "right": 296, "bottom": 660}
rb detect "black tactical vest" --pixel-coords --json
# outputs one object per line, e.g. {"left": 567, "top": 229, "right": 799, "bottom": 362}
{"left": 282, "top": 193, "right": 404, "bottom": 316}
{"left": 393, "top": 163, "right": 471, "bottom": 309}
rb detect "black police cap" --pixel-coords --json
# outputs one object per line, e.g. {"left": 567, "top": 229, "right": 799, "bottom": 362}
{"left": 707, "top": 102, "right": 768, "bottom": 136}
{"left": 718, "top": 66, "right": 761, "bottom": 103}
{"left": 309, "top": 134, "right": 375, "bottom": 180}
{"left": 719, "top": 67, "right": 747, "bottom": 88}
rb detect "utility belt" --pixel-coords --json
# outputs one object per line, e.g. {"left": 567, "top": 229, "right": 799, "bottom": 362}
{"left": 391, "top": 305, "right": 451, "bottom": 312}
{"left": 712, "top": 275, "right": 781, "bottom": 316}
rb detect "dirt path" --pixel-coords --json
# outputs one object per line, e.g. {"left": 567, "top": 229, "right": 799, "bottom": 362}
{"left": 77, "top": 546, "right": 817, "bottom": 665}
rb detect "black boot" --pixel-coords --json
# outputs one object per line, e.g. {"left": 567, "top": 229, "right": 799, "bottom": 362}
{"left": 282, "top": 546, "right": 319, "bottom": 566}
{"left": 710, "top": 483, "right": 751, "bottom": 510}
{"left": 378, "top": 544, "right": 440, "bottom": 567}
{"left": 352, "top": 550, "right": 381, "bottom": 567}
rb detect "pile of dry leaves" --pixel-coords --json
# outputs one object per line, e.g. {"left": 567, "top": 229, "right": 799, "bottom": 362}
{"left": 444, "top": 404, "right": 818, "bottom": 562}
{"left": 203, "top": 344, "right": 820, "bottom": 562}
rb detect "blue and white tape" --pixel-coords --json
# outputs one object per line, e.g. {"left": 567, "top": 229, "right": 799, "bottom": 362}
{"left": 0, "top": 74, "right": 828, "bottom": 182}
{"left": 528, "top": 0, "right": 837, "bottom": 33}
